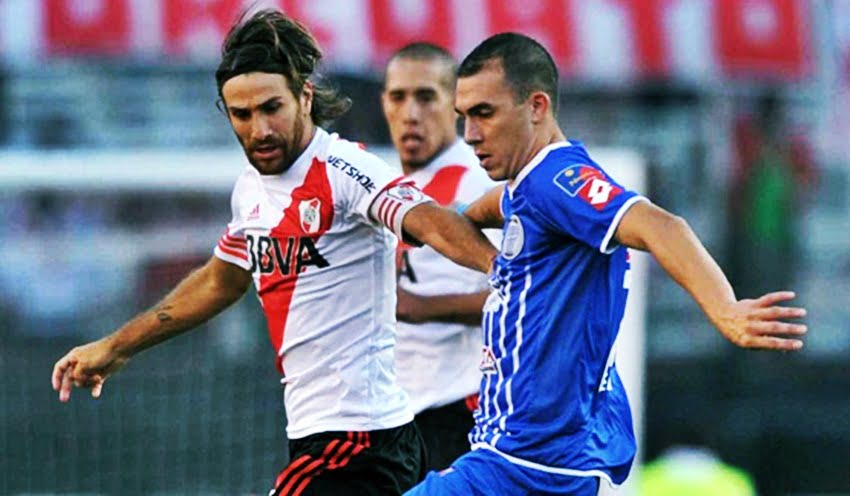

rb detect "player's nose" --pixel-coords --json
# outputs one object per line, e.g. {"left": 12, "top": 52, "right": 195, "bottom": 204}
{"left": 464, "top": 119, "right": 482, "bottom": 144}
{"left": 403, "top": 99, "right": 421, "bottom": 123}
{"left": 251, "top": 115, "right": 273, "bottom": 141}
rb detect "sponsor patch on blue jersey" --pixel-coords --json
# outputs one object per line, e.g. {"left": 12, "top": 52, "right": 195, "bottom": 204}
{"left": 553, "top": 164, "right": 602, "bottom": 196}
{"left": 553, "top": 164, "right": 623, "bottom": 211}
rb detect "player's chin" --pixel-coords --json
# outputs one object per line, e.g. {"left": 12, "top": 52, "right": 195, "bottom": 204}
{"left": 484, "top": 167, "right": 507, "bottom": 182}
{"left": 400, "top": 150, "right": 428, "bottom": 168}
{"left": 250, "top": 157, "right": 288, "bottom": 176}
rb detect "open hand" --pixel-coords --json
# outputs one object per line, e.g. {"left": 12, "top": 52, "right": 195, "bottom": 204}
{"left": 712, "top": 291, "right": 807, "bottom": 351}
{"left": 51, "top": 339, "right": 128, "bottom": 403}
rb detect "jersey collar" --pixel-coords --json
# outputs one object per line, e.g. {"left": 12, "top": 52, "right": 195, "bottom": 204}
{"left": 426, "top": 138, "right": 467, "bottom": 169}
{"left": 508, "top": 140, "right": 571, "bottom": 197}
{"left": 290, "top": 126, "right": 328, "bottom": 172}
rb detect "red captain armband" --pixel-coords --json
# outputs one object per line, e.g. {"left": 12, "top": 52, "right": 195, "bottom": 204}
{"left": 369, "top": 179, "right": 432, "bottom": 245}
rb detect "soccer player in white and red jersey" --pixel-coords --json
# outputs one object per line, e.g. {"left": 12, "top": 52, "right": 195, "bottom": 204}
{"left": 381, "top": 43, "right": 499, "bottom": 472}
{"left": 50, "top": 10, "right": 497, "bottom": 496}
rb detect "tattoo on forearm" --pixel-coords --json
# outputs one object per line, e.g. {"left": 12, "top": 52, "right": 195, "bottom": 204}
{"left": 155, "top": 305, "right": 174, "bottom": 324}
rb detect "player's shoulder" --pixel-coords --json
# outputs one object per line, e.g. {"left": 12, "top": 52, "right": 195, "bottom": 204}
{"left": 430, "top": 140, "right": 494, "bottom": 188}
{"left": 232, "top": 164, "right": 261, "bottom": 189}
{"left": 520, "top": 141, "right": 603, "bottom": 190}
{"left": 229, "top": 165, "right": 263, "bottom": 218}
{"left": 431, "top": 139, "right": 476, "bottom": 167}
{"left": 322, "top": 133, "right": 398, "bottom": 192}
{"left": 533, "top": 141, "right": 594, "bottom": 173}
{"left": 324, "top": 134, "right": 394, "bottom": 171}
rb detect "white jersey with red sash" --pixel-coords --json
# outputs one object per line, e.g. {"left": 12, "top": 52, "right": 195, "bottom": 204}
{"left": 214, "top": 127, "right": 431, "bottom": 439}
{"left": 395, "top": 139, "right": 500, "bottom": 414}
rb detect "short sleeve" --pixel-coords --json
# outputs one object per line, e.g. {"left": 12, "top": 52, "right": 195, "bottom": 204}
{"left": 325, "top": 143, "right": 405, "bottom": 220}
{"left": 325, "top": 141, "right": 432, "bottom": 239}
{"left": 213, "top": 173, "right": 253, "bottom": 270}
{"left": 527, "top": 151, "right": 647, "bottom": 254}
{"left": 369, "top": 179, "right": 432, "bottom": 243}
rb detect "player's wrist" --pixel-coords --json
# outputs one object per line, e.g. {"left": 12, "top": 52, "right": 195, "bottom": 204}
{"left": 487, "top": 252, "right": 498, "bottom": 274}
{"left": 102, "top": 332, "right": 133, "bottom": 361}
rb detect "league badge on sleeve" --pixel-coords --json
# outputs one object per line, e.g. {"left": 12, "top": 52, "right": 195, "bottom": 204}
{"left": 386, "top": 182, "right": 424, "bottom": 202}
{"left": 553, "top": 164, "right": 622, "bottom": 210}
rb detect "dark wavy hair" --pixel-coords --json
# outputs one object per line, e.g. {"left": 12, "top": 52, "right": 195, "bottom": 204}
{"left": 215, "top": 9, "right": 351, "bottom": 126}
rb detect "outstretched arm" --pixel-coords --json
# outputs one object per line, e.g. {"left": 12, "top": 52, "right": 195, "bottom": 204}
{"left": 51, "top": 256, "right": 253, "bottom": 402}
{"left": 402, "top": 203, "right": 497, "bottom": 274}
{"left": 614, "top": 201, "right": 806, "bottom": 350}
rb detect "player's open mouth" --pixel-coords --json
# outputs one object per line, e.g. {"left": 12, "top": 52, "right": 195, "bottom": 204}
{"left": 476, "top": 154, "right": 491, "bottom": 167}
{"left": 253, "top": 145, "right": 282, "bottom": 160}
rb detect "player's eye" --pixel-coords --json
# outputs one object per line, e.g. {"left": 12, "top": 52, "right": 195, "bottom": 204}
{"left": 416, "top": 90, "right": 437, "bottom": 103}
{"left": 230, "top": 109, "right": 250, "bottom": 120}
{"left": 261, "top": 102, "right": 281, "bottom": 114}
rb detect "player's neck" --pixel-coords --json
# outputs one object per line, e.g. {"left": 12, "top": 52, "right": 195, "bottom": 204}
{"left": 522, "top": 127, "right": 566, "bottom": 168}
{"left": 400, "top": 161, "right": 420, "bottom": 176}
{"left": 297, "top": 122, "right": 317, "bottom": 157}
{"left": 507, "top": 127, "right": 567, "bottom": 186}
{"left": 545, "top": 126, "right": 567, "bottom": 148}
{"left": 400, "top": 138, "right": 455, "bottom": 176}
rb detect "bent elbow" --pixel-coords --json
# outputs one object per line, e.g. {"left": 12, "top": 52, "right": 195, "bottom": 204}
{"left": 641, "top": 212, "right": 691, "bottom": 252}
{"left": 667, "top": 214, "right": 690, "bottom": 233}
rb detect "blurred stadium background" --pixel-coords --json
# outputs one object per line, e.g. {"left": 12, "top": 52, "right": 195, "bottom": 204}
{"left": 0, "top": 0, "right": 848, "bottom": 494}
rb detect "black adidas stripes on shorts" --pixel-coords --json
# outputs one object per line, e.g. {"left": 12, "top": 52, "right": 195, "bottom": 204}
{"left": 270, "top": 421, "right": 427, "bottom": 496}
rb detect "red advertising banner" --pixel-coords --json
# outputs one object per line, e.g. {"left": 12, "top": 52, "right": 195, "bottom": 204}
{"left": 368, "top": 0, "right": 454, "bottom": 65}
{"left": 714, "top": 0, "right": 810, "bottom": 78}
{"left": 26, "top": 0, "right": 814, "bottom": 82}
{"left": 162, "top": 0, "right": 244, "bottom": 56}
{"left": 614, "top": 0, "right": 672, "bottom": 77}
{"left": 486, "top": 0, "right": 578, "bottom": 72}
{"left": 44, "top": 0, "right": 131, "bottom": 55}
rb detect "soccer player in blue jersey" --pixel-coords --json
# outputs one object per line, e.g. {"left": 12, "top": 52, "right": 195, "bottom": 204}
{"left": 405, "top": 33, "right": 808, "bottom": 496}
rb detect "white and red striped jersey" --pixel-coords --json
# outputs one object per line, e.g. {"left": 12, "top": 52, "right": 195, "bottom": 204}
{"left": 395, "top": 139, "right": 500, "bottom": 414}
{"left": 214, "top": 127, "right": 430, "bottom": 439}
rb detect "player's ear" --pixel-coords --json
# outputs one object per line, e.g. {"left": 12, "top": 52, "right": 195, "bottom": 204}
{"left": 529, "top": 91, "right": 551, "bottom": 124}
{"left": 301, "top": 81, "right": 314, "bottom": 118}
{"left": 380, "top": 88, "right": 390, "bottom": 114}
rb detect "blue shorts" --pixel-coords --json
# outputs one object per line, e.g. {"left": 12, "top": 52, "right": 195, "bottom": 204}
{"left": 404, "top": 447, "right": 600, "bottom": 496}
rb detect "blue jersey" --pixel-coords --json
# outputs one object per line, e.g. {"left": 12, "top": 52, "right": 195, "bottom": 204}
{"left": 470, "top": 141, "right": 646, "bottom": 486}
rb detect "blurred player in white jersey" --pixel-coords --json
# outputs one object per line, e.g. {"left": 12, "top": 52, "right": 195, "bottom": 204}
{"left": 381, "top": 43, "right": 499, "bottom": 471}
{"left": 50, "top": 9, "right": 497, "bottom": 496}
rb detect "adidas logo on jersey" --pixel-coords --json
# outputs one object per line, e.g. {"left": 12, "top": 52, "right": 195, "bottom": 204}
{"left": 247, "top": 204, "right": 260, "bottom": 220}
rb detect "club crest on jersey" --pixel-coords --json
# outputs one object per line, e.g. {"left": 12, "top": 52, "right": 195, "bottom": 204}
{"left": 299, "top": 198, "right": 322, "bottom": 234}
{"left": 386, "top": 182, "right": 423, "bottom": 202}
{"left": 479, "top": 346, "right": 497, "bottom": 375}
{"left": 501, "top": 215, "right": 524, "bottom": 260}
{"left": 553, "top": 164, "right": 623, "bottom": 211}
